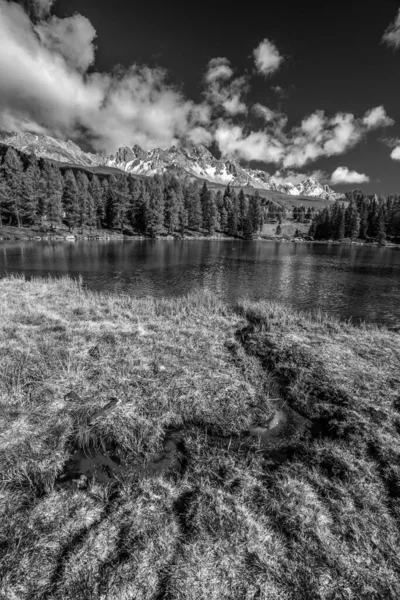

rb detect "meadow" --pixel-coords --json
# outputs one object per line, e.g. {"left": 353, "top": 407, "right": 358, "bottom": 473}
{"left": 0, "top": 276, "right": 399, "bottom": 599}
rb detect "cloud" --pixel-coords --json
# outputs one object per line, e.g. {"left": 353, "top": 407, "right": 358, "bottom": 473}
{"left": 382, "top": 8, "right": 400, "bottom": 49}
{"left": 203, "top": 58, "right": 248, "bottom": 116}
{"left": 363, "top": 106, "right": 394, "bottom": 129}
{"left": 204, "top": 57, "right": 233, "bottom": 82}
{"left": 330, "top": 167, "right": 370, "bottom": 185}
{"left": 0, "top": 1, "right": 393, "bottom": 168}
{"left": 253, "top": 39, "right": 283, "bottom": 77}
{"left": 0, "top": 0, "right": 198, "bottom": 152}
{"left": 214, "top": 121, "right": 285, "bottom": 163}
{"left": 252, "top": 103, "right": 288, "bottom": 128}
{"left": 36, "top": 14, "right": 97, "bottom": 72}
{"left": 380, "top": 136, "right": 400, "bottom": 148}
{"left": 390, "top": 146, "right": 400, "bottom": 160}
{"left": 271, "top": 169, "right": 328, "bottom": 186}
{"left": 23, "top": 0, "right": 55, "bottom": 20}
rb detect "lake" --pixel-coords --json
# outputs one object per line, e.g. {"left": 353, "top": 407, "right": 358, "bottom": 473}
{"left": 1, "top": 239, "right": 400, "bottom": 330}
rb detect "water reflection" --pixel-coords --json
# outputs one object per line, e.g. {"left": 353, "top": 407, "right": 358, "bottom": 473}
{"left": 0, "top": 240, "right": 400, "bottom": 329}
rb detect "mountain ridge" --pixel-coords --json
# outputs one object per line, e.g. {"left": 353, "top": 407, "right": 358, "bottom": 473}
{"left": 0, "top": 131, "right": 345, "bottom": 201}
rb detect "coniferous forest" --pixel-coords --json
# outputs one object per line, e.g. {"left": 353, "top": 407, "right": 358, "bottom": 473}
{"left": 0, "top": 145, "right": 281, "bottom": 239}
{"left": 308, "top": 190, "right": 400, "bottom": 244}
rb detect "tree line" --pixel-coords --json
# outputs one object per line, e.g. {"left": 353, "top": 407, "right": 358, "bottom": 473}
{"left": 308, "top": 190, "right": 400, "bottom": 243}
{"left": 0, "top": 145, "right": 284, "bottom": 238}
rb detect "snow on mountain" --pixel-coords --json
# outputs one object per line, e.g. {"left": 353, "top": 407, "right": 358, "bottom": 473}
{"left": 0, "top": 131, "right": 105, "bottom": 167}
{"left": 0, "top": 131, "right": 344, "bottom": 200}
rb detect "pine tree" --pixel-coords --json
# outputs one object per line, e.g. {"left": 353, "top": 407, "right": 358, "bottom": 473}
{"left": 112, "top": 175, "right": 130, "bottom": 232}
{"left": 0, "top": 157, "right": 10, "bottom": 226}
{"left": 62, "top": 170, "right": 80, "bottom": 231}
{"left": 164, "top": 175, "right": 183, "bottom": 234}
{"left": 42, "top": 162, "right": 63, "bottom": 228}
{"left": 227, "top": 190, "right": 239, "bottom": 236}
{"left": 338, "top": 205, "right": 345, "bottom": 241}
{"left": 21, "top": 160, "right": 41, "bottom": 225}
{"left": 276, "top": 223, "right": 282, "bottom": 235}
{"left": 1, "top": 148, "right": 23, "bottom": 227}
{"left": 185, "top": 183, "right": 202, "bottom": 230}
{"left": 359, "top": 201, "right": 369, "bottom": 239}
{"left": 377, "top": 207, "right": 386, "bottom": 244}
{"left": 101, "top": 178, "right": 111, "bottom": 229}
{"left": 146, "top": 177, "right": 164, "bottom": 237}
{"left": 238, "top": 189, "right": 246, "bottom": 233}
{"left": 76, "top": 171, "right": 90, "bottom": 231}
{"left": 90, "top": 175, "right": 104, "bottom": 229}
{"left": 248, "top": 193, "right": 262, "bottom": 235}
{"left": 201, "top": 185, "right": 218, "bottom": 234}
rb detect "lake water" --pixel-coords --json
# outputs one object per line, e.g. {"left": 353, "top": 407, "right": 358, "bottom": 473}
{"left": 1, "top": 240, "right": 400, "bottom": 330}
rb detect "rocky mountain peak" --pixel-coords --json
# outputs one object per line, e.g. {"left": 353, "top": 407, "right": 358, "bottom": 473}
{"left": 0, "top": 130, "right": 345, "bottom": 200}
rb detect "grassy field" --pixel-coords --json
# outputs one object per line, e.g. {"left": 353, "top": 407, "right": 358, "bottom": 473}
{"left": 1, "top": 277, "right": 400, "bottom": 599}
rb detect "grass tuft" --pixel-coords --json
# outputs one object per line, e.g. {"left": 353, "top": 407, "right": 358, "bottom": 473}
{"left": 1, "top": 275, "right": 400, "bottom": 598}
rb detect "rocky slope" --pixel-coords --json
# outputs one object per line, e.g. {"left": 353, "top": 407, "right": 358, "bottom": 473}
{"left": 0, "top": 131, "right": 344, "bottom": 200}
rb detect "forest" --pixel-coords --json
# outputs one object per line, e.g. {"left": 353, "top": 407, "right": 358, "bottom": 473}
{"left": 0, "top": 145, "right": 283, "bottom": 238}
{"left": 309, "top": 190, "right": 400, "bottom": 243}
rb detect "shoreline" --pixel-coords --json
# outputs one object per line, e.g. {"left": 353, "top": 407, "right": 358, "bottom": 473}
{"left": 0, "top": 226, "right": 399, "bottom": 247}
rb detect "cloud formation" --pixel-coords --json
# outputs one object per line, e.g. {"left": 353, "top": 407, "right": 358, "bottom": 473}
{"left": 382, "top": 8, "right": 400, "bottom": 49}
{"left": 0, "top": 0, "right": 197, "bottom": 151}
{"left": 253, "top": 39, "right": 283, "bottom": 77}
{"left": 0, "top": 1, "right": 394, "bottom": 176}
{"left": 330, "top": 167, "right": 370, "bottom": 185}
{"left": 36, "top": 14, "right": 97, "bottom": 72}
{"left": 362, "top": 106, "right": 394, "bottom": 129}
{"left": 203, "top": 58, "right": 248, "bottom": 116}
{"left": 390, "top": 146, "right": 400, "bottom": 160}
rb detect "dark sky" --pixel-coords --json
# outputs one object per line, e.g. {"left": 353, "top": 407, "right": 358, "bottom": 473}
{"left": 50, "top": 0, "right": 400, "bottom": 193}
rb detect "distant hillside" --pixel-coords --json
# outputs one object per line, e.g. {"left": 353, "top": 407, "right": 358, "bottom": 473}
{"left": 0, "top": 131, "right": 344, "bottom": 201}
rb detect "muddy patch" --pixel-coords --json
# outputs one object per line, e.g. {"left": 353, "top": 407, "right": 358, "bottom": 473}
{"left": 57, "top": 375, "right": 313, "bottom": 492}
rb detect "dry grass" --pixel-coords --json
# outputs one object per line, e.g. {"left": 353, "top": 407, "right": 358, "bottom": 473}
{"left": 0, "top": 276, "right": 400, "bottom": 599}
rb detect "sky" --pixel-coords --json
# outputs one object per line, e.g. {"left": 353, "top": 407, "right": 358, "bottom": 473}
{"left": 1, "top": 0, "right": 400, "bottom": 194}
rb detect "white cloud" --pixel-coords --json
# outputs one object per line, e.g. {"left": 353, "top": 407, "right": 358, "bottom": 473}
{"left": 330, "top": 167, "right": 370, "bottom": 185}
{"left": 390, "top": 146, "right": 400, "bottom": 160}
{"left": 0, "top": 0, "right": 198, "bottom": 152}
{"left": 271, "top": 169, "right": 328, "bottom": 186}
{"left": 214, "top": 121, "right": 285, "bottom": 163}
{"left": 253, "top": 39, "right": 283, "bottom": 77}
{"left": 252, "top": 103, "right": 288, "bottom": 129}
{"left": 0, "top": 0, "right": 393, "bottom": 170}
{"left": 382, "top": 9, "right": 400, "bottom": 49}
{"left": 36, "top": 14, "right": 97, "bottom": 72}
{"left": 204, "top": 57, "right": 234, "bottom": 82}
{"left": 363, "top": 106, "right": 394, "bottom": 129}
{"left": 203, "top": 58, "right": 248, "bottom": 116}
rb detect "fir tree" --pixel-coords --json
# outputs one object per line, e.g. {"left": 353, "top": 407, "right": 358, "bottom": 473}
{"left": 248, "top": 193, "right": 262, "bottom": 235}
{"left": 185, "top": 183, "right": 202, "bottom": 230}
{"left": 62, "top": 170, "right": 80, "bottom": 231}
{"left": 1, "top": 148, "right": 23, "bottom": 227}
{"left": 42, "top": 162, "right": 63, "bottom": 228}
{"left": 21, "top": 160, "right": 41, "bottom": 225}
{"left": 377, "top": 207, "right": 386, "bottom": 244}
{"left": 76, "top": 171, "right": 90, "bottom": 231}
{"left": 164, "top": 175, "right": 183, "bottom": 234}
{"left": 227, "top": 189, "right": 239, "bottom": 236}
{"left": 338, "top": 207, "right": 345, "bottom": 241}
{"left": 90, "top": 175, "right": 105, "bottom": 229}
{"left": 238, "top": 189, "right": 246, "bottom": 233}
{"left": 112, "top": 175, "right": 130, "bottom": 232}
{"left": 146, "top": 177, "right": 164, "bottom": 237}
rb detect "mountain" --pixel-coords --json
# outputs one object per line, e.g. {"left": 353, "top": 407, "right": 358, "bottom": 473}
{"left": 0, "top": 131, "right": 344, "bottom": 200}
{"left": 0, "top": 131, "right": 105, "bottom": 168}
